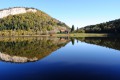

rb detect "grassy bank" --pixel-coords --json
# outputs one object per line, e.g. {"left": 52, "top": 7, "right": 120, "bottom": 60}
{"left": 0, "top": 30, "right": 115, "bottom": 37}
{"left": 54, "top": 33, "right": 108, "bottom": 37}
{"left": 11, "top": 33, "right": 109, "bottom": 37}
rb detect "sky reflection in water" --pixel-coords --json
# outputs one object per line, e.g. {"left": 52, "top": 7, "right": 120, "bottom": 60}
{"left": 0, "top": 37, "right": 120, "bottom": 80}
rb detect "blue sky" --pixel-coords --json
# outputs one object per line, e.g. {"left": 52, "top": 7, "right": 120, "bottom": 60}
{"left": 0, "top": 0, "right": 120, "bottom": 28}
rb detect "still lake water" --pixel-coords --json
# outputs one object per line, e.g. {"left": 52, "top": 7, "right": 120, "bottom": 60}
{"left": 0, "top": 37, "right": 120, "bottom": 80}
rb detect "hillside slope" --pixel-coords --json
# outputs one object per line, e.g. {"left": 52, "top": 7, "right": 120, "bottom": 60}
{"left": 78, "top": 19, "right": 120, "bottom": 33}
{"left": 0, "top": 7, "right": 70, "bottom": 35}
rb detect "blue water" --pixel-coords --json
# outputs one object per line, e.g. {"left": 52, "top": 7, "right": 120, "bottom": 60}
{"left": 0, "top": 38, "right": 120, "bottom": 80}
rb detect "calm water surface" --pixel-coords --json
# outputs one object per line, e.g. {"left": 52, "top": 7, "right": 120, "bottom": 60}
{"left": 0, "top": 37, "right": 120, "bottom": 80}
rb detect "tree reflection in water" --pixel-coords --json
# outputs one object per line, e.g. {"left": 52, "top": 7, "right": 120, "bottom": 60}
{"left": 76, "top": 37, "right": 120, "bottom": 51}
{"left": 0, "top": 37, "right": 70, "bottom": 63}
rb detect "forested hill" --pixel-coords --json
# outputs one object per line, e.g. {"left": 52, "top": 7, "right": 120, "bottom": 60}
{"left": 0, "top": 7, "right": 69, "bottom": 35}
{"left": 78, "top": 19, "right": 120, "bottom": 33}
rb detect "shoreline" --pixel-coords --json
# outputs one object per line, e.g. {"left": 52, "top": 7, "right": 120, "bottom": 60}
{"left": 0, "top": 33, "right": 117, "bottom": 37}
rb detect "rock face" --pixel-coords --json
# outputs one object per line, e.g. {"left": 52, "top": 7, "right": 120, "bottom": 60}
{"left": 0, "top": 7, "right": 37, "bottom": 18}
{"left": 0, "top": 52, "right": 38, "bottom": 63}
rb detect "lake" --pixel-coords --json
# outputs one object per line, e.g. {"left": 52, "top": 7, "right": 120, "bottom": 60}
{"left": 0, "top": 37, "right": 120, "bottom": 80}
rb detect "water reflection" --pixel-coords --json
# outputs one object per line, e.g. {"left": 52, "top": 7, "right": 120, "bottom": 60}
{"left": 76, "top": 37, "right": 120, "bottom": 51}
{"left": 0, "top": 37, "right": 120, "bottom": 63}
{"left": 0, "top": 37, "right": 70, "bottom": 63}
{"left": 0, "top": 37, "right": 120, "bottom": 80}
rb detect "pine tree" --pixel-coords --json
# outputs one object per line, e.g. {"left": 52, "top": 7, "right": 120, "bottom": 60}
{"left": 71, "top": 25, "right": 75, "bottom": 32}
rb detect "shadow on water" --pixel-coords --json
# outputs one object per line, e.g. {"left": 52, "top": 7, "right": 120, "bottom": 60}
{"left": 76, "top": 37, "right": 120, "bottom": 51}
{"left": 0, "top": 37, "right": 70, "bottom": 63}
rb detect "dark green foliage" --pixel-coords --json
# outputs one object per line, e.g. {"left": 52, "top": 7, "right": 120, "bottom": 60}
{"left": 79, "top": 19, "right": 120, "bottom": 33}
{"left": 0, "top": 9, "right": 69, "bottom": 32}
{"left": 71, "top": 25, "right": 75, "bottom": 32}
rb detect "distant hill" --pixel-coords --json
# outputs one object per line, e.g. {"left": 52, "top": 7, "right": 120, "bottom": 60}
{"left": 0, "top": 7, "right": 70, "bottom": 35}
{"left": 78, "top": 19, "right": 120, "bottom": 33}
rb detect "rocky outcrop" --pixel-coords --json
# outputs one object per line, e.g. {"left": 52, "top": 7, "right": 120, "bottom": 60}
{"left": 0, "top": 7, "right": 37, "bottom": 18}
{"left": 0, "top": 52, "right": 38, "bottom": 63}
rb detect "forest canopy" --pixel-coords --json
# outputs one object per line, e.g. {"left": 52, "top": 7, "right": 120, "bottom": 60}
{"left": 77, "top": 19, "right": 120, "bottom": 33}
{"left": 0, "top": 8, "right": 69, "bottom": 34}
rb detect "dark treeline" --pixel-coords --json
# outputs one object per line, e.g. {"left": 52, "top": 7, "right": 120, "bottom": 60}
{"left": 78, "top": 19, "right": 120, "bottom": 33}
